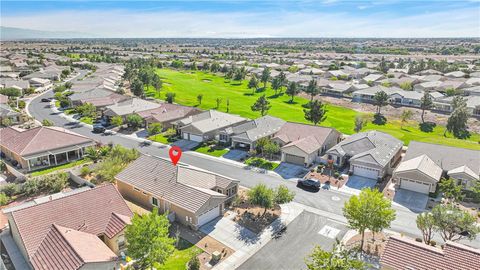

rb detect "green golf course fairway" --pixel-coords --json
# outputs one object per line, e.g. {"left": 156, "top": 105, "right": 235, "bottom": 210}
{"left": 145, "top": 69, "right": 480, "bottom": 150}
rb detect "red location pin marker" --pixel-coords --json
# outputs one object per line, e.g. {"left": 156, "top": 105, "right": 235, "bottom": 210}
{"left": 169, "top": 146, "right": 182, "bottom": 166}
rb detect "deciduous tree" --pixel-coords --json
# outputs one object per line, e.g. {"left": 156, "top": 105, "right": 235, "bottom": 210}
{"left": 343, "top": 188, "right": 396, "bottom": 252}
{"left": 125, "top": 208, "right": 176, "bottom": 269}
{"left": 305, "top": 240, "right": 366, "bottom": 270}
{"left": 416, "top": 212, "right": 435, "bottom": 244}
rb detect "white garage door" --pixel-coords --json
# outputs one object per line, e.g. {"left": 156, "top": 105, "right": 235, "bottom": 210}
{"left": 284, "top": 154, "right": 305, "bottom": 165}
{"left": 353, "top": 165, "right": 379, "bottom": 179}
{"left": 198, "top": 206, "right": 220, "bottom": 227}
{"left": 183, "top": 133, "right": 203, "bottom": 142}
{"left": 400, "top": 179, "right": 430, "bottom": 194}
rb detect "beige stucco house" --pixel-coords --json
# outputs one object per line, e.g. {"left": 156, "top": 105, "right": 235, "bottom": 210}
{"left": 0, "top": 126, "right": 95, "bottom": 172}
{"left": 115, "top": 154, "right": 239, "bottom": 229}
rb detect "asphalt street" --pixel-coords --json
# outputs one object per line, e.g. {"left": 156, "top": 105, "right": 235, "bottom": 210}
{"left": 26, "top": 88, "right": 480, "bottom": 249}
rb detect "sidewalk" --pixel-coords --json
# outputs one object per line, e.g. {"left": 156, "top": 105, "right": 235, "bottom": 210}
{"left": 212, "top": 202, "right": 304, "bottom": 270}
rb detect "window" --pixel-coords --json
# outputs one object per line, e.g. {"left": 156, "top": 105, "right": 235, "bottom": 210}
{"left": 151, "top": 197, "right": 159, "bottom": 206}
{"left": 133, "top": 187, "right": 141, "bottom": 192}
{"left": 117, "top": 235, "right": 125, "bottom": 250}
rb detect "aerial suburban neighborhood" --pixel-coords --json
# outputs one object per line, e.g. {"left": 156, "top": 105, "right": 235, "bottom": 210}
{"left": 0, "top": 1, "right": 479, "bottom": 270}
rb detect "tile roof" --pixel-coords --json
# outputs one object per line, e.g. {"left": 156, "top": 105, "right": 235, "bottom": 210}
{"left": 30, "top": 224, "right": 117, "bottom": 270}
{"left": 404, "top": 141, "right": 480, "bottom": 176}
{"left": 104, "top": 98, "right": 160, "bottom": 117}
{"left": 137, "top": 103, "right": 200, "bottom": 123}
{"left": 178, "top": 110, "right": 246, "bottom": 133}
{"left": 228, "top": 115, "right": 286, "bottom": 142}
{"left": 0, "top": 126, "right": 95, "bottom": 157}
{"left": 9, "top": 184, "right": 133, "bottom": 268}
{"left": 327, "top": 131, "right": 403, "bottom": 167}
{"left": 380, "top": 235, "right": 480, "bottom": 270}
{"left": 394, "top": 154, "right": 443, "bottom": 182}
{"left": 275, "top": 122, "right": 339, "bottom": 154}
{"left": 115, "top": 155, "right": 235, "bottom": 214}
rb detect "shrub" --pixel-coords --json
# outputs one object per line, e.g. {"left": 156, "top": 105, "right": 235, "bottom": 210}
{"left": 333, "top": 172, "right": 340, "bottom": 179}
{"left": 80, "top": 166, "right": 91, "bottom": 177}
{"left": 188, "top": 256, "right": 200, "bottom": 270}
{"left": 38, "top": 172, "right": 69, "bottom": 193}
{"left": 415, "top": 238, "right": 422, "bottom": 242}
{"left": 42, "top": 119, "right": 54, "bottom": 126}
{"left": 21, "top": 179, "right": 41, "bottom": 196}
{"left": 1, "top": 183, "right": 18, "bottom": 197}
{"left": 147, "top": 123, "right": 162, "bottom": 136}
{"left": 429, "top": 240, "right": 436, "bottom": 246}
{"left": 0, "top": 193, "right": 10, "bottom": 206}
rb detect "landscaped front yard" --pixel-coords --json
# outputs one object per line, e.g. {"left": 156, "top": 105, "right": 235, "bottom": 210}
{"left": 157, "top": 238, "right": 203, "bottom": 270}
{"left": 149, "top": 133, "right": 177, "bottom": 144}
{"left": 193, "top": 144, "right": 229, "bottom": 157}
{"left": 245, "top": 157, "right": 280, "bottom": 170}
{"left": 146, "top": 69, "right": 480, "bottom": 150}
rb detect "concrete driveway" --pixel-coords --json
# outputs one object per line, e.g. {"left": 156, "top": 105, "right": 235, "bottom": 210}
{"left": 200, "top": 217, "right": 259, "bottom": 251}
{"left": 223, "top": 149, "right": 248, "bottom": 161}
{"left": 172, "top": 139, "right": 200, "bottom": 151}
{"left": 274, "top": 163, "right": 308, "bottom": 180}
{"left": 238, "top": 211, "right": 347, "bottom": 270}
{"left": 341, "top": 175, "right": 377, "bottom": 194}
{"left": 394, "top": 189, "right": 428, "bottom": 212}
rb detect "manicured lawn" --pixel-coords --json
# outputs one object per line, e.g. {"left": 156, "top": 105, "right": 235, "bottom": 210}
{"left": 147, "top": 69, "right": 480, "bottom": 150}
{"left": 80, "top": 116, "right": 93, "bottom": 125}
{"left": 194, "top": 144, "right": 229, "bottom": 157}
{"left": 149, "top": 133, "right": 177, "bottom": 144}
{"left": 245, "top": 157, "right": 280, "bottom": 170}
{"left": 157, "top": 239, "right": 202, "bottom": 270}
{"left": 30, "top": 159, "right": 90, "bottom": 177}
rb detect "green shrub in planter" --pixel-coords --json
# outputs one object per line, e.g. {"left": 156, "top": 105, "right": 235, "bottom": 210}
{"left": 333, "top": 172, "right": 340, "bottom": 179}
{"left": 0, "top": 193, "right": 10, "bottom": 206}
{"left": 1, "top": 183, "right": 18, "bottom": 197}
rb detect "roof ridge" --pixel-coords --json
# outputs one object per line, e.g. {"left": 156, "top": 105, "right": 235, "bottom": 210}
{"left": 17, "top": 126, "right": 42, "bottom": 155}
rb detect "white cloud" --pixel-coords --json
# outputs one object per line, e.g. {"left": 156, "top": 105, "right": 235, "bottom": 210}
{"left": 1, "top": 7, "right": 479, "bottom": 38}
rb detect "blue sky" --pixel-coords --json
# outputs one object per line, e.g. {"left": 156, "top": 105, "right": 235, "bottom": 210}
{"left": 1, "top": 1, "right": 479, "bottom": 37}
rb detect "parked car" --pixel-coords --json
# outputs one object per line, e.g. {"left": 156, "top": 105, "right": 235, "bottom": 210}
{"left": 92, "top": 124, "right": 106, "bottom": 133}
{"left": 297, "top": 178, "right": 321, "bottom": 190}
{"left": 103, "top": 130, "right": 116, "bottom": 136}
{"left": 41, "top": 98, "right": 52, "bottom": 102}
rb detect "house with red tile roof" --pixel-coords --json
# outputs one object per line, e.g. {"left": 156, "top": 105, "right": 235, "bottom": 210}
{"left": 2, "top": 184, "right": 133, "bottom": 270}
{"left": 0, "top": 126, "right": 95, "bottom": 172}
{"left": 380, "top": 235, "right": 480, "bottom": 270}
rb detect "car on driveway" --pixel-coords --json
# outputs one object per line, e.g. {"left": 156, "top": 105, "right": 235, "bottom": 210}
{"left": 297, "top": 178, "right": 321, "bottom": 190}
{"left": 92, "top": 124, "right": 106, "bottom": 133}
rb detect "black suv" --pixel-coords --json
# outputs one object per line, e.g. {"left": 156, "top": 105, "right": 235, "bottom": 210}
{"left": 92, "top": 124, "right": 106, "bottom": 133}
{"left": 297, "top": 178, "right": 321, "bottom": 190}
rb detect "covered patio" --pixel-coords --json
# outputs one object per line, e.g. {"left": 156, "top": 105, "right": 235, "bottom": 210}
{"left": 25, "top": 146, "right": 86, "bottom": 171}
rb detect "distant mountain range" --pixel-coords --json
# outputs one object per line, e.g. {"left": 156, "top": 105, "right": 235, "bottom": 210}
{"left": 0, "top": 26, "right": 94, "bottom": 40}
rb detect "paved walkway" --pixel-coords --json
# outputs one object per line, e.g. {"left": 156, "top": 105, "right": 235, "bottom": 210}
{"left": 211, "top": 202, "right": 304, "bottom": 270}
